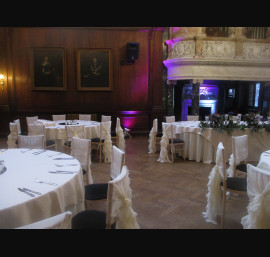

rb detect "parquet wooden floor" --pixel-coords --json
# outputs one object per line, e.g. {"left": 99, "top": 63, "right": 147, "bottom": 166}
{"left": 0, "top": 135, "right": 251, "bottom": 229}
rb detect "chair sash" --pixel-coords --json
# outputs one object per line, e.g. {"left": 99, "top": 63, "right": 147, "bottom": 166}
{"left": 148, "top": 119, "right": 157, "bottom": 154}
{"left": 7, "top": 123, "right": 18, "bottom": 148}
{"left": 202, "top": 142, "right": 225, "bottom": 224}
{"left": 110, "top": 166, "right": 139, "bottom": 229}
{"left": 157, "top": 123, "right": 172, "bottom": 163}
{"left": 101, "top": 122, "right": 112, "bottom": 163}
{"left": 241, "top": 164, "right": 270, "bottom": 229}
{"left": 116, "top": 118, "right": 125, "bottom": 152}
{"left": 66, "top": 125, "right": 84, "bottom": 140}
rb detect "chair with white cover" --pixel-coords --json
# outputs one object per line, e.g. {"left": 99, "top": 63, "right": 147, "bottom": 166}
{"left": 16, "top": 211, "right": 72, "bottom": 229}
{"left": 7, "top": 122, "right": 19, "bottom": 148}
{"left": 84, "top": 145, "right": 125, "bottom": 203}
{"left": 26, "top": 116, "right": 38, "bottom": 131}
{"left": 28, "top": 123, "right": 56, "bottom": 150}
{"left": 64, "top": 125, "right": 85, "bottom": 153}
{"left": 241, "top": 164, "right": 270, "bottom": 229}
{"left": 148, "top": 118, "right": 162, "bottom": 153}
{"left": 52, "top": 114, "right": 66, "bottom": 121}
{"left": 157, "top": 122, "right": 185, "bottom": 163}
{"left": 101, "top": 115, "right": 111, "bottom": 122}
{"left": 18, "top": 135, "right": 45, "bottom": 149}
{"left": 111, "top": 118, "right": 125, "bottom": 152}
{"left": 91, "top": 121, "right": 112, "bottom": 163}
{"left": 187, "top": 115, "right": 199, "bottom": 121}
{"left": 14, "top": 118, "right": 27, "bottom": 135}
{"left": 79, "top": 114, "right": 91, "bottom": 121}
{"left": 227, "top": 135, "right": 249, "bottom": 177}
{"left": 203, "top": 142, "right": 247, "bottom": 228}
{"left": 165, "top": 116, "right": 175, "bottom": 123}
{"left": 72, "top": 165, "right": 139, "bottom": 229}
{"left": 71, "top": 137, "right": 93, "bottom": 185}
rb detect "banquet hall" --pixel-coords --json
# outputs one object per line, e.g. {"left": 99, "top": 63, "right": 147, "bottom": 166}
{"left": 0, "top": 27, "right": 270, "bottom": 229}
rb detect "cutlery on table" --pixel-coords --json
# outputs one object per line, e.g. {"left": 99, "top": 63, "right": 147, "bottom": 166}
{"left": 34, "top": 179, "right": 58, "bottom": 186}
{"left": 53, "top": 158, "right": 75, "bottom": 160}
{"left": 48, "top": 152, "right": 62, "bottom": 157}
{"left": 32, "top": 150, "right": 46, "bottom": 155}
{"left": 18, "top": 188, "right": 35, "bottom": 197}
{"left": 55, "top": 164, "right": 78, "bottom": 167}
{"left": 21, "top": 149, "right": 33, "bottom": 153}
{"left": 22, "top": 188, "right": 42, "bottom": 195}
{"left": 48, "top": 170, "right": 76, "bottom": 174}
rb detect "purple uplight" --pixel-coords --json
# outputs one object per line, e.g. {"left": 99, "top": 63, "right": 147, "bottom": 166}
{"left": 120, "top": 111, "right": 140, "bottom": 115}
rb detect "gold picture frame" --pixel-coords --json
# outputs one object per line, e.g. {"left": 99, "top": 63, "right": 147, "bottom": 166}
{"left": 30, "top": 47, "right": 66, "bottom": 91}
{"left": 77, "top": 48, "right": 113, "bottom": 91}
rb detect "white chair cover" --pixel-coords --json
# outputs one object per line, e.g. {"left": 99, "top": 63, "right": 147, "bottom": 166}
{"left": 110, "top": 145, "right": 125, "bottom": 180}
{"left": 115, "top": 118, "right": 125, "bottom": 152}
{"left": 79, "top": 114, "right": 91, "bottom": 121}
{"left": 26, "top": 116, "right": 38, "bottom": 129}
{"left": 101, "top": 121, "right": 112, "bottom": 163}
{"left": 101, "top": 115, "right": 111, "bottom": 122}
{"left": 148, "top": 118, "right": 157, "bottom": 153}
{"left": 18, "top": 135, "right": 45, "bottom": 149}
{"left": 52, "top": 114, "right": 66, "bottom": 121}
{"left": 14, "top": 119, "right": 21, "bottom": 135}
{"left": 226, "top": 135, "right": 248, "bottom": 177}
{"left": 28, "top": 123, "right": 45, "bottom": 136}
{"left": 241, "top": 164, "right": 270, "bottom": 229}
{"left": 7, "top": 122, "right": 18, "bottom": 148}
{"left": 107, "top": 166, "right": 139, "bottom": 229}
{"left": 157, "top": 123, "right": 172, "bottom": 163}
{"left": 165, "top": 116, "right": 175, "bottom": 123}
{"left": 187, "top": 115, "right": 199, "bottom": 121}
{"left": 66, "top": 125, "right": 85, "bottom": 141}
{"left": 71, "top": 137, "right": 93, "bottom": 184}
{"left": 202, "top": 142, "right": 225, "bottom": 224}
{"left": 16, "top": 211, "right": 72, "bottom": 229}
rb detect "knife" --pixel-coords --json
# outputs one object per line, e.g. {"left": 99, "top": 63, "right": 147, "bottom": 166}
{"left": 22, "top": 188, "right": 42, "bottom": 195}
{"left": 18, "top": 188, "right": 35, "bottom": 197}
{"left": 48, "top": 171, "right": 76, "bottom": 174}
{"left": 53, "top": 158, "right": 75, "bottom": 160}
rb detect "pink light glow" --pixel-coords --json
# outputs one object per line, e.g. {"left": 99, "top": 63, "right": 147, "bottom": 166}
{"left": 121, "top": 117, "right": 136, "bottom": 129}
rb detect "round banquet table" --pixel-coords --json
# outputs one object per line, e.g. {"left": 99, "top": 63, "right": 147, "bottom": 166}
{"left": 172, "top": 121, "right": 270, "bottom": 164}
{"left": 38, "top": 119, "right": 100, "bottom": 152}
{"left": 0, "top": 148, "right": 85, "bottom": 229}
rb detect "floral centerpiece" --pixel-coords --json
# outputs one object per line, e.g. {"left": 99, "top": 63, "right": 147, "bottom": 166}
{"left": 199, "top": 112, "right": 265, "bottom": 136}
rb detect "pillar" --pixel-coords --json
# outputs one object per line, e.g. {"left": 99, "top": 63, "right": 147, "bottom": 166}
{"left": 191, "top": 79, "right": 202, "bottom": 116}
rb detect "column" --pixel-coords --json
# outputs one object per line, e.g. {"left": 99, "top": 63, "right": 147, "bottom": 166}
{"left": 190, "top": 79, "right": 202, "bottom": 116}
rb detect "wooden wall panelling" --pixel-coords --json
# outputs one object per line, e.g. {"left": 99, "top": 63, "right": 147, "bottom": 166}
{"left": 0, "top": 27, "right": 165, "bottom": 136}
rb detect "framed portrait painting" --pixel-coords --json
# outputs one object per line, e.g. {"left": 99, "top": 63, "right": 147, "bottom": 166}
{"left": 30, "top": 47, "right": 66, "bottom": 91}
{"left": 77, "top": 48, "right": 113, "bottom": 91}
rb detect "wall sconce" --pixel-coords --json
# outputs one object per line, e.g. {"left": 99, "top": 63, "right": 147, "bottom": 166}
{"left": 0, "top": 74, "right": 4, "bottom": 92}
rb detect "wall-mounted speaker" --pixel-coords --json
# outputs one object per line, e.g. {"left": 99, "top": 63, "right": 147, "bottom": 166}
{"left": 126, "top": 42, "right": 140, "bottom": 61}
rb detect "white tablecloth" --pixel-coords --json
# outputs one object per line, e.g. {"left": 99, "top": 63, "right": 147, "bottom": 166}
{"left": 38, "top": 119, "right": 100, "bottom": 151}
{"left": 257, "top": 150, "right": 270, "bottom": 172}
{"left": 0, "top": 148, "right": 85, "bottom": 229}
{"left": 173, "top": 121, "right": 270, "bottom": 164}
